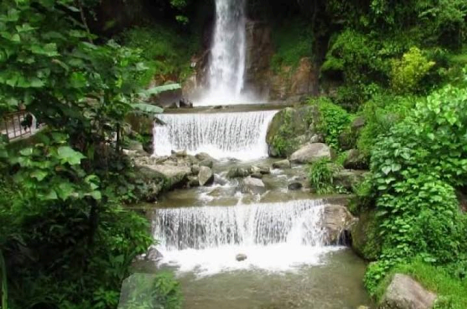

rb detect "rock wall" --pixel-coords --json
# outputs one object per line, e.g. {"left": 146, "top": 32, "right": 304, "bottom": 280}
{"left": 182, "top": 20, "right": 319, "bottom": 103}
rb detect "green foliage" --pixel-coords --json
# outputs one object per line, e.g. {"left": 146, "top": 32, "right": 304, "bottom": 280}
{"left": 270, "top": 109, "right": 294, "bottom": 157}
{"left": 391, "top": 47, "right": 435, "bottom": 94}
{"left": 308, "top": 158, "right": 340, "bottom": 194}
{"left": 310, "top": 97, "right": 351, "bottom": 151}
{"left": 270, "top": 19, "right": 313, "bottom": 72}
{"left": 120, "top": 26, "right": 198, "bottom": 82}
{"left": 374, "top": 259, "right": 467, "bottom": 309}
{"left": 364, "top": 85, "right": 467, "bottom": 293}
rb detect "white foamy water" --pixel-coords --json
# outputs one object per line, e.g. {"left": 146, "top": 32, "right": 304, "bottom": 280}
{"left": 197, "top": 0, "right": 253, "bottom": 106}
{"left": 153, "top": 200, "right": 340, "bottom": 275}
{"left": 153, "top": 111, "right": 277, "bottom": 160}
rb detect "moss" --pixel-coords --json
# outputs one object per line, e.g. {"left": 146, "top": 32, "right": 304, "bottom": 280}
{"left": 351, "top": 209, "right": 381, "bottom": 261}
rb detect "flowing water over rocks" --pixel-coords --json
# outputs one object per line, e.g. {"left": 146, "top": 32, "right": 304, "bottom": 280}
{"left": 153, "top": 110, "right": 277, "bottom": 160}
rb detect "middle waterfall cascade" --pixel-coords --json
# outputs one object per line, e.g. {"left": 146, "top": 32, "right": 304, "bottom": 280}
{"left": 153, "top": 200, "right": 339, "bottom": 274}
{"left": 153, "top": 110, "right": 277, "bottom": 160}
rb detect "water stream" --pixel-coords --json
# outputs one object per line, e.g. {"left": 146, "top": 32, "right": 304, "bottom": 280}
{"left": 153, "top": 110, "right": 277, "bottom": 160}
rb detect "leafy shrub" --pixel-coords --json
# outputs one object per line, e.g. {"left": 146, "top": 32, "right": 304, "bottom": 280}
{"left": 365, "top": 85, "right": 467, "bottom": 292}
{"left": 308, "top": 158, "right": 340, "bottom": 194}
{"left": 309, "top": 97, "right": 351, "bottom": 151}
{"left": 391, "top": 47, "right": 435, "bottom": 94}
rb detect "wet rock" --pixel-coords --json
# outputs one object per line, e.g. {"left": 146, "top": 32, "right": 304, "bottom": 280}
{"left": 191, "top": 164, "right": 200, "bottom": 175}
{"left": 208, "top": 186, "right": 236, "bottom": 197}
{"left": 309, "top": 134, "right": 324, "bottom": 144}
{"left": 288, "top": 182, "right": 303, "bottom": 191}
{"left": 334, "top": 169, "right": 368, "bottom": 191}
{"left": 236, "top": 253, "right": 247, "bottom": 262}
{"left": 144, "top": 165, "right": 191, "bottom": 189}
{"left": 241, "top": 176, "right": 266, "bottom": 194}
{"left": 379, "top": 274, "right": 436, "bottom": 309}
{"left": 251, "top": 173, "right": 263, "bottom": 179}
{"left": 290, "top": 143, "right": 331, "bottom": 164}
{"left": 214, "top": 174, "right": 228, "bottom": 186}
{"left": 351, "top": 210, "right": 381, "bottom": 261}
{"left": 322, "top": 205, "right": 357, "bottom": 245}
{"left": 195, "top": 152, "right": 216, "bottom": 162}
{"left": 199, "top": 159, "right": 214, "bottom": 169}
{"left": 272, "top": 159, "right": 291, "bottom": 169}
{"left": 179, "top": 98, "right": 193, "bottom": 108}
{"left": 256, "top": 164, "right": 271, "bottom": 174}
{"left": 198, "top": 166, "right": 214, "bottom": 186}
{"left": 172, "top": 149, "right": 187, "bottom": 157}
{"left": 145, "top": 246, "right": 163, "bottom": 261}
{"left": 227, "top": 167, "right": 251, "bottom": 179}
{"left": 187, "top": 176, "right": 200, "bottom": 187}
{"left": 343, "top": 149, "right": 369, "bottom": 170}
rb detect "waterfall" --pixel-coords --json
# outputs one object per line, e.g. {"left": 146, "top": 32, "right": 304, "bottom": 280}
{"left": 153, "top": 200, "right": 338, "bottom": 274}
{"left": 199, "top": 0, "right": 249, "bottom": 105}
{"left": 153, "top": 110, "right": 277, "bottom": 160}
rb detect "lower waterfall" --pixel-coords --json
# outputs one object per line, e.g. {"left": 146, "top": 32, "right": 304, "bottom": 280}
{"left": 152, "top": 110, "right": 277, "bottom": 160}
{"left": 153, "top": 200, "right": 339, "bottom": 275}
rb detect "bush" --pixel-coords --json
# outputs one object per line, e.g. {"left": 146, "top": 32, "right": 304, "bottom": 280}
{"left": 391, "top": 47, "right": 435, "bottom": 94}
{"left": 308, "top": 158, "right": 340, "bottom": 194}
{"left": 309, "top": 97, "right": 351, "bottom": 151}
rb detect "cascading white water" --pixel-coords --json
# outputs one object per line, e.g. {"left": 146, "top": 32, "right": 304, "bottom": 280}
{"left": 153, "top": 110, "right": 277, "bottom": 160}
{"left": 198, "top": 0, "right": 249, "bottom": 105}
{"left": 153, "top": 200, "right": 339, "bottom": 275}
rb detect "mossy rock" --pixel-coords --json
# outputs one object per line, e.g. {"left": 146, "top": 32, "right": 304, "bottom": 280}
{"left": 266, "top": 105, "right": 317, "bottom": 158}
{"left": 351, "top": 209, "right": 381, "bottom": 261}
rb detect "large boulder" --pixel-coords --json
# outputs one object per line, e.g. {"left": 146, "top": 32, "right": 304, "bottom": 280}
{"left": 290, "top": 143, "right": 332, "bottom": 164}
{"left": 343, "top": 149, "right": 369, "bottom": 170}
{"left": 227, "top": 167, "right": 252, "bottom": 179}
{"left": 379, "top": 274, "right": 436, "bottom": 309}
{"left": 144, "top": 165, "right": 191, "bottom": 189}
{"left": 321, "top": 205, "right": 357, "bottom": 245}
{"left": 241, "top": 177, "right": 266, "bottom": 194}
{"left": 272, "top": 159, "right": 291, "bottom": 169}
{"left": 198, "top": 166, "right": 214, "bottom": 186}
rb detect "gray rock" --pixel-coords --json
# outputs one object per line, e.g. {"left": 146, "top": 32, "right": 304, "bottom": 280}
{"left": 236, "top": 253, "right": 247, "bottom": 262}
{"left": 172, "top": 149, "right": 187, "bottom": 157}
{"left": 272, "top": 159, "right": 291, "bottom": 169}
{"left": 126, "top": 140, "right": 144, "bottom": 152}
{"left": 379, "top": 274, "right": 436, "bottom": 309}
{"left": 198, "top": 166, "right": 214, "bottom": 186}
{"left": 199, "top": 159, "right": 214, "bottom": 169}
{"left": 288, "top": 182, "right": 303, "bottom": 191}
{"left": 256, "top": 164, "right": 271, "bottom": 174}
{"left": 191, "top": 164, "right": 200, "bottom": 174}
{"left": 143, "top": 165, "right": 191, "bottom": 189}
{"left": 321, "top": 205, "right": 357, "bottom": 245}
{"left": 187, "top": 176, "right": 200, "bottom": 187}
{"left": 251, "top": 173, "right": 263, "bottom": 179}
{"left": 290, "top": 143, "right": 331, "bottom": 164}
{"left": 227, "top": 167, "right": 251, "bottom": 179}
{"left": 241, "top": 176, "right": 266, "bottom": 194}
{"left": 195, "top": 152, "right": 216, "bottom": 162}
{"left": 145, "top": 246, "right": 163, "bottom": 261}
{"left": 343, "top": 149, "right": 369, "bottom": 170}
{"left": 334, "top": 169, "right": 368, "bottom": 191}
{"left": 310, "top": 134, "right": 324, "bottom": 144}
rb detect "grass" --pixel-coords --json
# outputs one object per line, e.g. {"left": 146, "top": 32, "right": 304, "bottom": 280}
{"left": 375, "top": 259, "right": 467, "bottom": 309}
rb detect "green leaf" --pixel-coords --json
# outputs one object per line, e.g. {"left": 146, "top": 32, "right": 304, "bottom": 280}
{"left": 31, "top": 170, "right": 48, "bottom": 181}
{"left": 140, "top": 84, "right": 181, "bottom": 98}
{"left": 90, "top": 191, "right": 102, "bottom": 200}
{"left": 131, "top": 103, "right": 164, "bottom": 115}
{"left": 57, "top": 146, "right": 85, "bottom": 165}
{"left": 20, "top": 147, "right": 33, "bottom": 156}
{"left": 57, "top": 182, "right": 75, "bottom": 200}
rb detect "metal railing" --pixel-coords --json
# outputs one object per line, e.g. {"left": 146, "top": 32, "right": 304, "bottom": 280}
{"left": 1, "top": 111, "right": 40, "bottom": 141}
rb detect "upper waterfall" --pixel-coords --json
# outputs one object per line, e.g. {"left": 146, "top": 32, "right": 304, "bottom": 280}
{"left": 197, "top": 0, "right": 251, "bottom": 106}
{"left": 153, "top": 110, "right": 277, "bottom": 160}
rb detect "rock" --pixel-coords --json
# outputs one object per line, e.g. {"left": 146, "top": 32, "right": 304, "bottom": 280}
{"left": 198, "top": 166, "right": 214, "bottom": 186}
{"left": 236, "top": 253, "right": 247, "bottom": 262}
{"left": 343, "top": 149, "right": 369, "bottom": 170}
{"left": 199, "top": 159, "right": 214, "bottom": 169}
{"left": 187, "top": 176, "right": 200, "bottom": 187}
{"left": 214, "top": 174, "right": 228, "bottom": 186}
{"left": 321, "top": 205, "right": 357, "bottom": 245}
{"left": 179, "top": 98, "right": 193, "bottom": 108}
{"left": 334, "top": 169, "right": 367, "bottom": 191}
{"left": 351, "top": 210, "right": 381, "bottom": 261}
{"left": 256, "top": 164, "right": 271, "bottom": 174}
{"left": 251, "top": 173, "right": 263, "bottom": 179}
{"left": 357, "top": 306, "right": 369, "bottom": 309}
{"left": 143, "top": 165, "right": 191, "bottom": 189}
{"left": 338, "top": 129, "right": 357, "bottom": 151}
{"left": 126, "top": 140, "right": 144, "bottom": 152}
{"left": 290, "top": 143, "right": 332, "bottom": 164}
{"left": 227, "top": 167, "right": 251, "bottom": 179}
{"left": 272, "top": 159, "right": 291, "bottom": 169}
{"left": 352, "top": 116, "right": 366, "bottom": 132}
{"left": 309, "top": 134, "right": 324, "bottom": 143}
{"left": 241, "top": 177, "right": 266, "bottom": 194}
{"left": 379, "top": 274, "right": 436, "bottom": 309}
{"left": 135, "top": 166, "right": 166, "bottom": 202}
{"left": 145, "top": 246, "right": 163, "bottom": 261}
{"left": 195, "top": 152, "right": 216, "bottom": 162}
{"left": 288, "top": 182, "right": 303, "bottom": 191}
{"left": 173, "top": 149, "right": 187, "bottom": 157}
{"left": 191, "top": 164, "right": 200, "bottom": 174}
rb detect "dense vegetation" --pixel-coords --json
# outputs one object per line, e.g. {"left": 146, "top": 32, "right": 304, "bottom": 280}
{"left": 1, "top": 0, "right": 466, "bottom": 308}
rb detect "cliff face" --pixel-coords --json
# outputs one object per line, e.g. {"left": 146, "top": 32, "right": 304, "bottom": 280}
{"left": 183, "top": 19, "right": 320, "bottom": 104}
